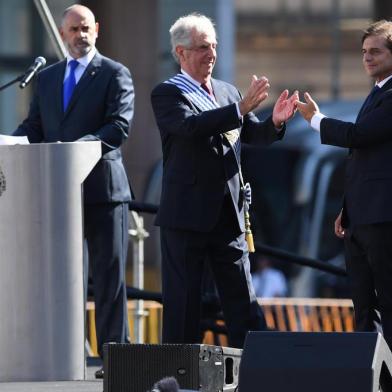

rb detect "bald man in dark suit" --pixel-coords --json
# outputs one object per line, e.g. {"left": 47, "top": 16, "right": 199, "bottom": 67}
{"left": 14, "top": 5, "right": 134, "bottom": 372}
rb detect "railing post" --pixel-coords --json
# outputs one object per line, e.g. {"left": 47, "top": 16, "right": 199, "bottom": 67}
{"left": 128, "top": 211, "right": 149, "bottom": 343}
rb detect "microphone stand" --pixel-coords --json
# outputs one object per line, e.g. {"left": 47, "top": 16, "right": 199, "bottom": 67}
{"left": 0, "top": 73, "right": 27, "bottom": 92}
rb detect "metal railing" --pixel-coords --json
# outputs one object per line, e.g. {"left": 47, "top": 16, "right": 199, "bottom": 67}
{"left": 85, "top": 297, "right": 354, "bottom": 354}
{"left": 128, "top": 202, "right": 159, "bottom": 343}
{"left": 126, "top": 201, "right": 348, "bottom": 345}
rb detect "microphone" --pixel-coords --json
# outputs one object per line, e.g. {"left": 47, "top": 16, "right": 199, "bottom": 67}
{"left": 151, "top": 377, "right": 179, "bottom": 392}
{"left": 19, "top": 56, "right": 46, "bottom": 89}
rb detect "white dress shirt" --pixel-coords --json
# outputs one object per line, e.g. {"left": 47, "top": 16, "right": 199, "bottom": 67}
{"left": 63, "top": 47, "right": 97, "bottom": 84}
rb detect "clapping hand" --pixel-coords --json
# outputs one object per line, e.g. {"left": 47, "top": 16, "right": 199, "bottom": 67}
{"left": 296, "top": 92, "right": 320, "bottom": 122}
{"left": 272, "top": 90, "right": 299, "bottom": 128}
{"left": 239, "top": 75, "right": 270, "bottom": 116}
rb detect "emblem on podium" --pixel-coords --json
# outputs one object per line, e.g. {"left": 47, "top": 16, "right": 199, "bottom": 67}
{"left": 0, "top": 166, "right": 6, "bottom": 197}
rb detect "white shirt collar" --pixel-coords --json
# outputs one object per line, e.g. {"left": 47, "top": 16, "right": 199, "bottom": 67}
{"left": 181, "top": 69, "right": 212, "bottom": 90}
{"left": 376, "top": 74, "right": 392, "bottom": 88}
{"left": 66, "top": 47, "right": 96, "bottom": 68}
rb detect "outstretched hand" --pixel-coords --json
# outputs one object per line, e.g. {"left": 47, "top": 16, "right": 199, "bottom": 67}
{"left": 296, "top": 92, "right": 320, "bottom": 122}
{"left": 239, "top": 75, "right": 270, "bottom": 116}
{"left": 272, "top": 90, "right": 299, "bottom": 128}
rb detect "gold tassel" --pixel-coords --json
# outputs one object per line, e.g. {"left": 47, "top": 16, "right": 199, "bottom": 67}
{"left": 245, "top": 210, "right": 255, "bottom": 253}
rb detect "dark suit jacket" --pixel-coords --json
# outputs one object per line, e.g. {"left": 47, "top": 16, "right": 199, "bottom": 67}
{"left": 151, "top": 77, "right": 285, "bottom": 233}
{"left": 320, "top": 77, "right": 392, "bottom": 227}
{"left": 14, "top": 52, "right": 134, "bottom": 204}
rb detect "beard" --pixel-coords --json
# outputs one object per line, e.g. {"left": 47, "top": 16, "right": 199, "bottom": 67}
{"left": 67, "top": 40, "right": 93, "bottom": 58}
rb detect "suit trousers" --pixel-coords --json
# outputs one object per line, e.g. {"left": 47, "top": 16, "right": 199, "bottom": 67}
{"left": 345, "top": 222, "right": 392, "bottom": 350}
{"left": 160, "top": 195, "right": 266, "bottom": 348}
{"left": 84, "top": 202, "right": 130, "bottom": 356}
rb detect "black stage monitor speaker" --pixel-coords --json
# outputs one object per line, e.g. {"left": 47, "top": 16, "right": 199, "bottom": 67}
{"left": 239, "top": 332, "right": 392, "bottom": 392}
{"left": 103, "top": 343, "right": 242, "bottom": 392}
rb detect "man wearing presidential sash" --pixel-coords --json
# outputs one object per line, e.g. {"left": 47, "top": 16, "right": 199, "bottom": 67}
{"left": 151, "top": 13, "right": 297, "bottom": 348}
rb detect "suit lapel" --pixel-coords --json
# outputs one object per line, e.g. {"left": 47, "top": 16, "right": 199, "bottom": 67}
{"left": 55, "top": 60, "right": 67, "bottom": 120}
{"left": 211, "top": 79, "right": 242, "bottom": 199}
{"left": 63, "top": 53, "right": 102, "bottom": 118}
{"left": 375, "top": 77, "right": 392, "bottom": 105}
{"left": 211, "top": 78, "right": 240, "bottom": 149}
{"left": 380, "top": 76, "right": 392, "bottom": 91}
{"left": 210, "top": 79, "right": 227, "bottom": 150}
{"left": 357, "top": 77, "right": 392, "bottom": 121}
{"left": 211, "top": 78, "right": 230, "bottom": 107}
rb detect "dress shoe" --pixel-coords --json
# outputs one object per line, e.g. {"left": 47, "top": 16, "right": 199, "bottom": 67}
{"left": 95, "top": 367, "right": 104, "bottom": 379}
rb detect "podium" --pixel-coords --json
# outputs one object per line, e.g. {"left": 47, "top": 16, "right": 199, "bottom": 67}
{"left": 0, "top": 141, "right": 101, "bottom": 381}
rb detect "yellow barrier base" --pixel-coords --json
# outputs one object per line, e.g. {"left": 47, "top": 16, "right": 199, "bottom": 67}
{"left": 86, "top": 297, "right": 354, "bottom": 356}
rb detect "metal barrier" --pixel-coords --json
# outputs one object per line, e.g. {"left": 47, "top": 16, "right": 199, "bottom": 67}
{"left": 124, "top": 202, "right": 348, "bottom": 347}
{"left": 128, "top": 210, "right": 149, "bottom": 343}
{"left": 127, "top": 201, "right": 159, "bottom": 343}
{"left": 259, "top": 297, "right": 354, "bottom": 333}
{"left": 86, "top": 297, "right": 354, "bottom": 355}
{"left": 200, "top": 297, "right": 354, "bottom": 348}
{"left": 86, "top": 300, "right": 163, "bottom": 356}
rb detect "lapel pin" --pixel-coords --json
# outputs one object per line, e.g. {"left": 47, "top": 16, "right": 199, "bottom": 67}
{"left": 91, "top": 71, "right": 96, "bottom": 76}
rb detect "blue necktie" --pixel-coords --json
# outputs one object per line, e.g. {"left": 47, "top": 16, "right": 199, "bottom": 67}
{"left": 63, "top": 59, "right": 79, "bottom": 111}
{"left": 362, "top": 85, "right": 380, "bottom": 113}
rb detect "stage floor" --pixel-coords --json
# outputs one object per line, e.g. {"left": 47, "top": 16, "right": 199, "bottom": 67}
{"left": 0, "top": 358, "right": 103, "bottom": 392}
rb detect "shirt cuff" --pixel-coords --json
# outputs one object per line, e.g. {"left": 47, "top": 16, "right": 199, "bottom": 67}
{"left": 275, "top": 123, "right": 284, "bottom": 133}
{"left": 235, "top": 102, "right": 243, "bottom": 121}
{"left": 310, "top": 112, "right": 326, "bottom": 132}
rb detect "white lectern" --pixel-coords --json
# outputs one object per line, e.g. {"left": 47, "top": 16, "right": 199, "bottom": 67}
{"left": 0, "top": 141, "right": 101, "bottom": 381}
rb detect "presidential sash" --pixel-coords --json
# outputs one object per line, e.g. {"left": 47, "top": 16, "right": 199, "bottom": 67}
{"left": 166, "top": 73, "right": 242, "bottom": 161}
{"left": 166, "top": 73, "right": 255, "bottom": 251}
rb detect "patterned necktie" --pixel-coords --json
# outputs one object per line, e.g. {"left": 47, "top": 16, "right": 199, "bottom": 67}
{"left": 201, "top": 83, "right": 213, "bottom": 97}
{"left": 63, "top": 59, "right": 79, "bottom": 111}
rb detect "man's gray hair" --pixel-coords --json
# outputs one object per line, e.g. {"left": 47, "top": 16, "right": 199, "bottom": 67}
{"left": 169, "top": 13, "right": 216, "bottom": 63}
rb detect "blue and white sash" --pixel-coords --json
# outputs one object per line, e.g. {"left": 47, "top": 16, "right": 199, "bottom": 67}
{"left": 165, "top": 73, "right": 251, "bottom": 205}
{"left": 165, "top": 73, "right": 219, "bottom": 111}
{"left": 166, "top": 73, "right": 242, "bottom": 160}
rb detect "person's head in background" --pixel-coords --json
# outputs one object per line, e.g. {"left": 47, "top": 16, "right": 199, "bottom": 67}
{"left": 253, "top": 255, "right": 273, "bottom": 272}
